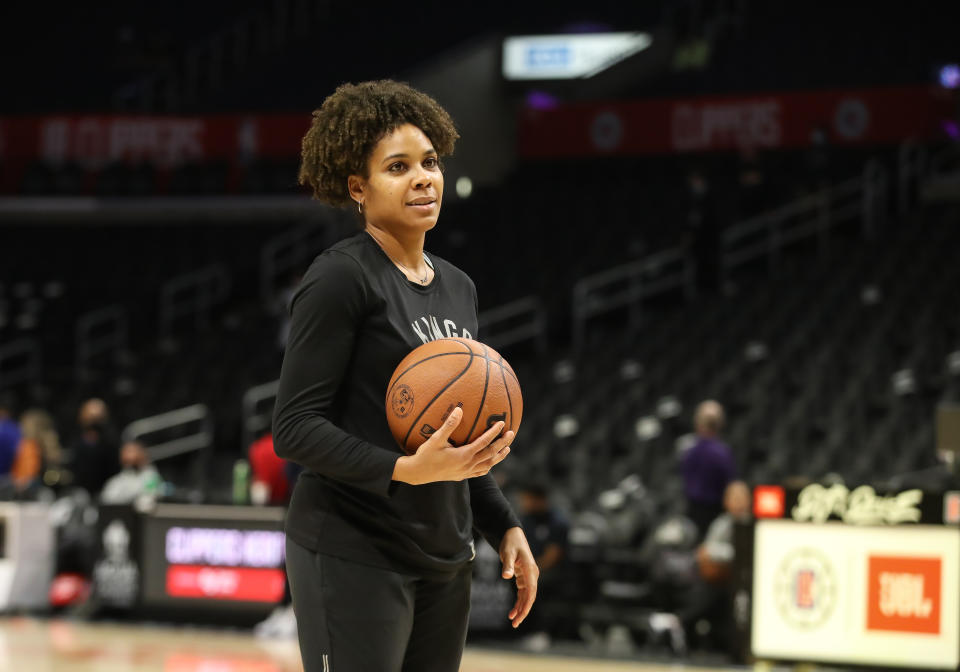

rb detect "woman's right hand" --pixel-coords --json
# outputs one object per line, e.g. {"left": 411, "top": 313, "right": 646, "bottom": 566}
{"left": 392, "top": 406, "right": 513, "bottom": 485}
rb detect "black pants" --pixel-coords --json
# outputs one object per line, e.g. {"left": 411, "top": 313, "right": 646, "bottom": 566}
{"left": 286, "top": 538, "right": 472, "bottom": 672}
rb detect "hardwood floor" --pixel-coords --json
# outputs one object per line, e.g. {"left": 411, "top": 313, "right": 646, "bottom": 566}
{"left": 0, "top": 617, "right": 737, "bottom": 671}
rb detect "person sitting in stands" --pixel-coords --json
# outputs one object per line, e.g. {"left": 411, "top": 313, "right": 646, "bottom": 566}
{"left": 100, "top": 440, "right": 161, "bottom": 504}
{"left": 0, "top": 396, "right": 21, "bottom": 479}
{"left": 249, "top": 433, "right": 293, "bottom": 505}
{"left": 697, "top": 480, "right": 750, "bottom": 583}
{"left": 11, "top": 408, "right": 61, "bottom": 495}
{"left": 516, "top": 481, "right": 569, "bottom": 651}
{"left": 65, "top": 398, "right": 118, "bottom": 496}
{"left": 676, "top": 480, "right": 752, "bottom": 653}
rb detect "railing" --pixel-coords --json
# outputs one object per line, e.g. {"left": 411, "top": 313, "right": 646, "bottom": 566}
{"left": 720, "top": 160, "right": 888, "bottom": 284}
{"left": 0, "top": 339, "right": 42, "bottom": 390}
{"left": 0, "top": 196, "right": 319, "bottom": 224}
{"left": 122, "top": 404, "right": 213, "bottom": 462}
{"left": 159, "top": 264, "right": 231, "bottom": 344}
{"left": 241, "top": 379, "right": 280, "bottom": 451}
{"left": 75, "top": 305, "right": 127, "bottom": 381}
{"left": 478, "top": 296, "right": 547, "bottom": 354}
{"left": 571, "top": 247, "right": 694, "bottom": 352}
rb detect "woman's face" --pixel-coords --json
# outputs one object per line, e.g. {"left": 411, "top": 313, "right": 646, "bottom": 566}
{"left": 351, "top": 123, "right": 444, "bottom": 235}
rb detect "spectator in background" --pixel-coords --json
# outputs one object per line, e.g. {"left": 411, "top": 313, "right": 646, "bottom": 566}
{"left": 681, "top": 400, "right": 737, "bottom": 540}
{"left": 100, "top": 440, "right": 160, "bottom": 504}
{"left": 0, "top": 397, "right": 21, "bottom": 478}
{"left": 676, "top": 480, "right": 752, "bottom": 652}
{"left": 11, "top": 408, "right": 61, "bottom": 494}
{"left": 64, "top": 398, "right": 118, "bottom": 496}
{"left": 249, "top": 432, "right": 293, "bottom": 506}
{"left": 516, "top": 481, "right": 569, "bottom": 651}
{"left": 518, "top": 481, "right": 567, "bottom": 578}
{"left": 697, "top": 480, "right": 750, "bottom": 583}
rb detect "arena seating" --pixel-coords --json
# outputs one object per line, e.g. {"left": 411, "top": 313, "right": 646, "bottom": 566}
{"left": 0, "top": 146, "right": 905, "bottom": 474}
{"left": 2, "top": 134, "right": 956, "bottom": 662}
{"left": 3, "top": 139, "right": 956, "bottom": 648}
{"left": 492, "top": 199, "right": 958, "bottom": 651}
{"left": 512, "top": 207, "right": 957, "bottom": 502}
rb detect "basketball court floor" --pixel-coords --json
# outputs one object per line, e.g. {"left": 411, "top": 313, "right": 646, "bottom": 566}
{"left": 0, "top": 617, "right": 744, "bottom": 671}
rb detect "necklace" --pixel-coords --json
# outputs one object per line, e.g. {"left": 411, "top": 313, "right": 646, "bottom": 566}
{"left": 394, "top": 257, "right": 429, "bottom": 284}
{"left": 367, "top": 231, "right": 430, "bottom": 284}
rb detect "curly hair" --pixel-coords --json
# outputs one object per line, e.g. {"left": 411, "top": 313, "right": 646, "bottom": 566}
{"left": 298, "top": 80, "right": 459, "bottom": 208}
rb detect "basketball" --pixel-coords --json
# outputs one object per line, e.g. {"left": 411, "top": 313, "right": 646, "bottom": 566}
{"left": 385, "top": 338, "right": 523, "bottom": 454}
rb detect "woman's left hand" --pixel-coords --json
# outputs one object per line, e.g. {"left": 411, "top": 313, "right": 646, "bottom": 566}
{"left": 499, "top": 526, "right": 539, "bottom": 628}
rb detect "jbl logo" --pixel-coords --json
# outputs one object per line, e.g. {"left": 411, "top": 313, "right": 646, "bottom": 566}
{"left": 879, "top": 572, "right": 932, "bottom": 618}
{"left": 867, "top": 556, "right": 941, "bottom": 634}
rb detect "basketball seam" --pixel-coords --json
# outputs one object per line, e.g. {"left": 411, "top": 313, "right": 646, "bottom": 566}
{"left": 386, "top": 349, "right": 509, "bottom": 391}
{"left": 387, "top": 351, "right": 473, "bottom": 395}
{"left": 401, "top": 348, "right": 475, "bottom": 451}
{"left": 448, "top": 337, "right": 520, "bottom": 384}
{"left": 386, "top": 340, "right": 473, "bottom": 392}
{"left": 499, "top": 353, "right": 514, "bottom": 432}
{"left": 466, "top": 343, "right": 492, "bottom": 441}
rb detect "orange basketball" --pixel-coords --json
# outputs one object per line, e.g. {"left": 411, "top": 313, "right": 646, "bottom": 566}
{"left": 385, "top": 338, "right": 523, "bottom": 455}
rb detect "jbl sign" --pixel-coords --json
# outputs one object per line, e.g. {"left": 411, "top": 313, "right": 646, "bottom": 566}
{"left": 867, "top": 556, "right": 941, "bottom": 634}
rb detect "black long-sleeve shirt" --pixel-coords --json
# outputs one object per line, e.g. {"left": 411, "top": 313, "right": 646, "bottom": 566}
{"left": 273, "top": 232, "right": 520, "bottom": 579}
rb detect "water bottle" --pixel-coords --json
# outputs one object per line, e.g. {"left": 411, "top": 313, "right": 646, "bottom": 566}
{"left": 144, "top": 470, "right": 162, "bottom": 495}
{"left": 232, "top": 459, "right": 250, "bottom": 505}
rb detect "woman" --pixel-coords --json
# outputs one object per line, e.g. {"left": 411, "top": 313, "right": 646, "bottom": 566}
{"left": 12, "top": 408, "right": 61, "bottom": 493}
{"left": 273, "top": 80, "right": 538, "bottom": 672}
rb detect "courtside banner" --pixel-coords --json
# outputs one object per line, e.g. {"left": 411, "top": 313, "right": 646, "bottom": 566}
{"left": 518, "top": 85, "right": 953, "bottom": 157}
{"left": 0, "top": 115, "right": 309, "bottom": 168}
{"left": 139, "top": 504, "right": 287, "bottom": 612}
{"left": 752, "top": 520, "right": 960, "bottom": 669}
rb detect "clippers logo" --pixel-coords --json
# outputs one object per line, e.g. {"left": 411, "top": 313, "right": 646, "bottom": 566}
{"left": 774, "top": 548, "right": 837, "bottom": 630}
{"left": 391, "top": 384, "right": 414, "bottom": 418}
{"left": 867, "top": 556, "right": 941, "bottom": 634}
{"left": 795, "top": 570, "right": 815, "bottom": 608}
